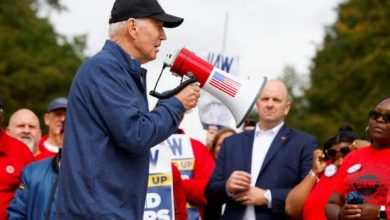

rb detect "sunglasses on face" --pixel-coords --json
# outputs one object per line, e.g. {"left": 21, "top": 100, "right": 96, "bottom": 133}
{"left": 369, "top": 110, "right": 390, "bottom": 123}
{"left": 325, "top": 146, "right": 351, "bottom": 159}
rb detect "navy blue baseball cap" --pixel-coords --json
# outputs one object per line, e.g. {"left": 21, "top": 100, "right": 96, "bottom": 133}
{"left": 109, "top": 0, "right": 184, "bottom": 28}
{"left": 47, "top": 97, "right": 68, "bottom": 112}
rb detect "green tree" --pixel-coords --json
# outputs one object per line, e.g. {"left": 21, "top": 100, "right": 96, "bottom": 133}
{"left": 302, "top": 0, "right": 390, "bottom": 143}
{"left": 278, "top": 65, "right": 311, "bottom": 133}
{"left": 0, "top": 0, "right": 85, "bottom": 125}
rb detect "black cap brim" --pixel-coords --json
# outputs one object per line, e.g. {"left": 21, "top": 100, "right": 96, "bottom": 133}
{"left": 150, "top": 14, "right": 184, "bottom": 28}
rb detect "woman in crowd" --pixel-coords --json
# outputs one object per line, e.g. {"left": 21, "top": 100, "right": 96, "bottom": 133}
{"left": 285, "top": 123, "right": 369, "bottom": 219}
{"left": 326, "top": 95, "right": 390, "bottom": 220}
{"left": 209, "top": 127, "right": 236, "bottom": 160}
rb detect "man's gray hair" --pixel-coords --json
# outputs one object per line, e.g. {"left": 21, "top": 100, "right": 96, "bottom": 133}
{"left": 108, "top": 20, "right": 127, "bottom": 39}
{"left": 108, "top": 18, "right": 148, "bottom": 39}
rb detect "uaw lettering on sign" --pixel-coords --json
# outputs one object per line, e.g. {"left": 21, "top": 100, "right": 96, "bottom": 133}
{"left": 207, "top": 53, "right": 235, "bottom": 73}
{"left": 150, "top": 149, "right": 160, "bottom": 167}
{"left": 167, "top": 137, "right": 183, "bottom": 156}
{"left": 144, "top": 145, "right": 174, "bottom": 220}
{"left": 165, "top": 134, "right": 193, "bottom": 159}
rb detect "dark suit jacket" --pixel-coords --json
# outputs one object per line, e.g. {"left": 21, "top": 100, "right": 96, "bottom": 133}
{"left": 205, "top": 124, "right": 317, "bottom": 220}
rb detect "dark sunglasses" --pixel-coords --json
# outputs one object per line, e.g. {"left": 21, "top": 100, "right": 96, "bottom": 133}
{"left": 369, "top": 110, "right": 390, "bottom": 123}
{"left": 325, "top": 146, "right": 351, "bottom": 159}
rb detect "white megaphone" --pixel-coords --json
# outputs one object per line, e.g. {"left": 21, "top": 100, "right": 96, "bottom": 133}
{"left": 149, "top": 48, "right": 267, "bottom": 128}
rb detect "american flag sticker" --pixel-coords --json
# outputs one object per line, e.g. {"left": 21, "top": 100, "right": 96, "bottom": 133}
{"left": 209, "top": 71, "right": 241, "bottom": 97}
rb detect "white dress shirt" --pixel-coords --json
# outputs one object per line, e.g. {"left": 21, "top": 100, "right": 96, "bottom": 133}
{"left": 243, "top": 122, "right": 283, "bottom": 220}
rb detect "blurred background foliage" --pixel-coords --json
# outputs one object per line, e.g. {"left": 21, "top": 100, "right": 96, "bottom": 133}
{"left": 282, "top": 0, "right": 390, "bottom": 145}
{"left": 0, "top": 0, "right": 86, "bottom": 131}
{"left": 0, "top": 0, "right": 389, "bottom": 143}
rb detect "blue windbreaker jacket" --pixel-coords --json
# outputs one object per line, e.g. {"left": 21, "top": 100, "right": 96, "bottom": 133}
{"left": 56, "top": 40, "right": 185, "bottom": 219}
{"left": 7, "top": 157, "right": 58, "bottom": 220}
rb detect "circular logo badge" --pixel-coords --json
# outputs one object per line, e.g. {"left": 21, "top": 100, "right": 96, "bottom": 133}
{"left": 6, "top": 165, "right": 15, "bottom": 174}
{"left": 324, "top": 164, "right": 337, "bottom": 177}
{"left": 347, "top": 164, "right": 362, "bottom": 174}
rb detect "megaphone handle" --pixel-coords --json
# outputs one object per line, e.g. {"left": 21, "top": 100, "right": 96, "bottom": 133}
{"left": 149, "top": 77, "right": 197, "bottom": 99}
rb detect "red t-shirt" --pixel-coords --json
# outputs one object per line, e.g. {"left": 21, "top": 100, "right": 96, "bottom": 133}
{"left": 33, "top": 135, "right": 57, "bottom": 161}
{"left": 303, "top": 171, "right": 338, "bottom": 220}
{"left": 333, "top": 146, "right": 390, "bottom": 205}
{"left": 0, "top": 128, "right": 33, "bottom": 219}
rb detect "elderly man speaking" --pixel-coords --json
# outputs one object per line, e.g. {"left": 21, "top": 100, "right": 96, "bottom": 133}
{"left": 56, "top": 0, "right": 200, "bottom": 219}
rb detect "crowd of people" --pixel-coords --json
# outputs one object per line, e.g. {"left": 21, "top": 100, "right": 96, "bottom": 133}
{"left": 2, "top": 85, "right": 387, "bottom": 220}
{"left": 0, "top": 0, "right": 389, "bottom": 219}
{"left": 0, "top": 97, "right": 66, "bottom": 220}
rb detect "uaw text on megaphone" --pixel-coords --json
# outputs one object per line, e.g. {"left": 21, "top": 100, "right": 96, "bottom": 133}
{"left": 149, "top": 47, "right": 267, "bottom": 128}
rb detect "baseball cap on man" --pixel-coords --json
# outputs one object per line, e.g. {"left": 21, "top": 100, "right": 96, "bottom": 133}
{"left": 109, "top": 0, "right": 184, "bottom": 28}
{"left": 47, "top": 97, "right": 68, "bottom": 112}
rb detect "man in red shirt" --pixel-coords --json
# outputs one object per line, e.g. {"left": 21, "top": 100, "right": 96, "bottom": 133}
{"left": 0, "top": 96, "right": 34, "bottom": 219}
{"left": 34, "top": 97, "right": 67, "bottom": 161}
{"left": 6, "top": 109, "right": 42, "bottom": 157}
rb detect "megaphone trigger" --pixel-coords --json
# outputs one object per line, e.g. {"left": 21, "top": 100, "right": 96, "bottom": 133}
{"left": 183, "top": 73, "right": 200, "bottom": 87}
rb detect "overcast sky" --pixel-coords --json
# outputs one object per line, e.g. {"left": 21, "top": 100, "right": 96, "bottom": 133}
{"left": 49, "top": 0, "right": 343, "bottom": 142}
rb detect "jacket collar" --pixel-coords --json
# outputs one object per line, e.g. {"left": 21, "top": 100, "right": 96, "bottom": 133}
{"left": 103, "top": 40, "right": 141, "bottom": 73}
{"left": 241, "top": 124, "right": 291, "bottom": 174}
{"left": 103, "top": 40, "right": 148, "bottom": 94}
{"left": 259, "top": 124, "right": 290, "bottom": 174}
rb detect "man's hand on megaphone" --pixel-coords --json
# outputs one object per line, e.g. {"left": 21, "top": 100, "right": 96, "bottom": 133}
{"left": 175, "top": 84, "right": 200, "bottom": 111}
